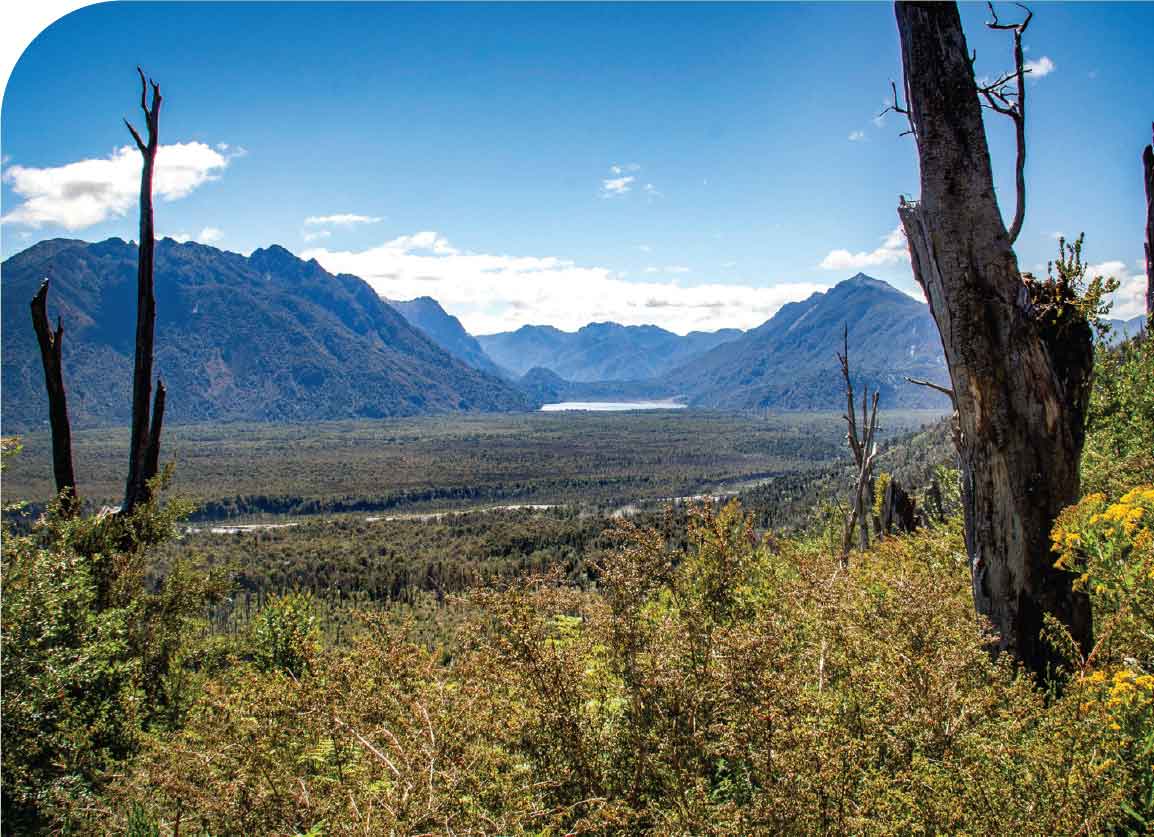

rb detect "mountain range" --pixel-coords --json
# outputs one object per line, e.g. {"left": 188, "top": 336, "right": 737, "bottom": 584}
{"left": 3, "top": 238, "right": 961, "bottom": 428}
{"left": 477, "top": 322, "right": 743, "bottom": 381}
{"left": 1, "top": 238, "right": 527, "bottom": 430}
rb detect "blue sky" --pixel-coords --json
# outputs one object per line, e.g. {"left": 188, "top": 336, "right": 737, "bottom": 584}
{"left": 2, "top": 2, "right": 1151, "bottom": 333}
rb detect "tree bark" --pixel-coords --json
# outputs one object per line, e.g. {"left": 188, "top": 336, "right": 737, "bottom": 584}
{"left": 123, "top": 69, "right": 164, "bottom": 514}
{"left": 1144, "top": 123, "right": 1153, "bottom": 318}
{"left": 894, "top": 2, "right": 1094, "bottom": 674}
{"left": 30, "top": 280, "right": 77, "bottom": 512}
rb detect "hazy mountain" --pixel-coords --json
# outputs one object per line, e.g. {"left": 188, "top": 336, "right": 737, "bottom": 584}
{"left": 517, "top": 367, "right": 675, "bottom": 405}
{"left": 477, "top": 322, "right": 743, "bottom": 381}
{"left": 1105, "top": 314, "right": 1147, "bottom": 344}
{"left": 388, "top": 296, "right": 506, "bottom": 377}
{"left": 665, "top": 274, "right": 949, "bottom": 409}
{"left": 1, "top": 238, "right": 527, "bottom": 430}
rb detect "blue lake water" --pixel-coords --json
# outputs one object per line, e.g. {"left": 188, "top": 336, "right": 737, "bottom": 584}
{"left": 539, "top": 401, "right": 688, "bottom": 412}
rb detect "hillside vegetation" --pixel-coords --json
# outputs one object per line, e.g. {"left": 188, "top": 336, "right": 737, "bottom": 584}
{"left": 2, "top": 335, "right": 1150, "bottom": 835}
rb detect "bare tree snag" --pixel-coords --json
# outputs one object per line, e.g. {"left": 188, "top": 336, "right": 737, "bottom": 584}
{"left": 30, "top": 279, "right": 78, "bottom": 512}
{"left": 879, "top": 478, "right": 918, "bottom": 537}
{"left": 978, "top": 1, "right": 1031, "bottom": 245}
{"left": 122, "top": 67, "right": 164, "bottom": 514}
{"left": 1144, "top": 122, "right": 1153, "bottom": 318}
{"left": 837, "top": 326, "right": 880, "bottom": 564}
{"left": 143, "top": 381, "right": 166, "bottom": 490}
{"left": 894, "top": 2, "right": 1094, "bottom": 675}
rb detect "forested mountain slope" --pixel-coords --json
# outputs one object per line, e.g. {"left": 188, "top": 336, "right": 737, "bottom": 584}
{"left": 1, "top": 238, "right": 527, "bottom": 429}
{"left": 387, "top": 296, "right": 507, "bottom": 378}
{"left": 666, "top": 273, "right": 949, "bottom": 409}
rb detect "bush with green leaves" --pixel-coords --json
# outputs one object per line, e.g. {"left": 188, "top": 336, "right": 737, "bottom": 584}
{"left": 103, "top": 500, "right": 1151, "bottom": 835}
{"left": 1082, "top": 329, "right": 1154, "bottom": 497}
{"left": 1, "top": 467, "right": 224, "bottom": 833}
{"left": 252, "top": 592, "right": 321, "bottom": 677}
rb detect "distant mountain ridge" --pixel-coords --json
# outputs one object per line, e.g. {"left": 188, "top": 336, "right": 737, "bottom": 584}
{"left": 477, "top": 321, "right": 743, "bottom": 381}
{"left": 387, "top": 296, "right": 506, "bottom": 378}
{"left": 665, "top": 273, "right": 949, "bottom": 409}
{"left": 1105, "top": 314, "right": 1147, "bottom": 344}
{"left": 517, "top": 367, "right": 675, "bottom": 404}
{"left": 1, "top": 238, "right": 527, "bottom": 430}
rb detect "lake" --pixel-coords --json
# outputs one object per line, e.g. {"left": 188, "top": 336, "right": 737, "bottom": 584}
{"left": 539, "top": 400, "right": 688, "bottom": 412}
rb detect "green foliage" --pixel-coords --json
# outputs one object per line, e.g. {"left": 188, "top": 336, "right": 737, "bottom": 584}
{"left": 1082, "top": 333, "right": 1154, "bottom": 496}
{"left": 125, "top": 802, "right": 161, "bottom": 837}
{"left": 8, "top": 389, "right": 1151, "bottom": 833}
{"left": 1, "top": 504, "right": 140, "bottom": 829}
{"left": 253, "top": 592, "right": 321, "bottom": 677}
{"left": 106, "top": 500, "right": 1152, "bottom": 835}
{"left": 1, "top": 478, "right": 223, "bottom": 832}
{"left": 1042, "top": 233, "right": 1122, "bottom": 341}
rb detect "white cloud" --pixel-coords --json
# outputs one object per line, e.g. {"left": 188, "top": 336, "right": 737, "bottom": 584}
{"left": 302, "top": 231, "right": 824, "bottom": 335}
{"left": 644, "top": 265, "right": 690, "bottom": 274}
{"left": 848, "top": 130, "right": 866, "bottom": 142}
{"left": 303, "top": 229, "right": 332, "bottom": 243}
{"left": 169, "top": 226, "right": 224, "bottom": 245}
{"left": 386, "top": 230, "right": 459, "bottom": 255}
{"left": 1, "top": 142, "right": 230, "bottom": 230}
{"left": 601, "top": 175, "right": 635, "bottom": 197}
{"left": 1088, "top": 259, "right": 1148, "bottom": 320}
{"left": 601, "top": 163, "right": 649, "bottom": 198}
{"left": 1024, "top": 56, "right": 1055, "bottom": 78}
{"left": 819, "top": 225, "right": 910, "bottom": 271}
{"left": 638, "top": 244, "right": 651, "bottom": 253}
{"left": 303, "top": 213, "right": 383, "bottom": 226}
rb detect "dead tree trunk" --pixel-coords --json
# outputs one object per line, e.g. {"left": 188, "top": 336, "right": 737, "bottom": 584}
{"left": 838, "top": 326, "right": 880, "bottom": 563}
{"left": 894, "top": 2, "right": 1094, "bottom": 674}
{"left": 1144, "top": 123, "right": 1153, "bottom": 318}
{"left": 879, "top": 478, "right": 918, "bottom": 537}
{"left": 122, "top": 67, "right": 165, "bottom": 514}
{"left": 30, "top": 280, "right": 77, "bottom": 512}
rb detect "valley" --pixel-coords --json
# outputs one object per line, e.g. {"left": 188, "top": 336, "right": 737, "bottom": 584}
{"left": 4, "top": 408, "right": 951, "bottom": 637}
{"left": 3, "top": 409, "right": 948, "bottom": 518}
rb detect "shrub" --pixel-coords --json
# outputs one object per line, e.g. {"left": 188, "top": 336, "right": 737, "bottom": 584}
{"left": 1, "top": 468, "right": 223, "bottom": 832}
{"left": 1082, "top": 329, "right": 1154, "bottom": 496}
{"left": 113, "top": 501, "right": 1151, "bottom": 835}
{"left": 253, "top": 592, "right": 321, "bottom": 677}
